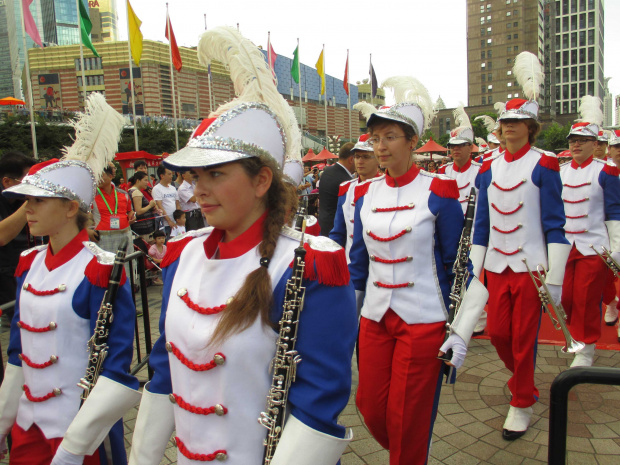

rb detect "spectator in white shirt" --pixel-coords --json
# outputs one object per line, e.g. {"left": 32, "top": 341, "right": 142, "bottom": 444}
{"left": 178, "top": 170, "right": 206, "bottom": 231}
{"left": 152, "top": 165, "right": 180, "bottom": 239}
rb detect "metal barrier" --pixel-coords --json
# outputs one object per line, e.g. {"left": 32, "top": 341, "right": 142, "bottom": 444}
{"left": 548, "top": 366, "right": 620, "bottom": 464}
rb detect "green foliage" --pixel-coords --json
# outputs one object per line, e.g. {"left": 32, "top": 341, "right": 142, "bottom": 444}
{"left": 471, "top": 111, "right": 499, "bottom": 140}
{"left": 437, "top": 133, "right": 451, "bottom": 147}
{"left": 536, "top": 122, "right": 571, "bottom": 153}
{"left": 118, "top": 120, "right": 192, "bottom": 154}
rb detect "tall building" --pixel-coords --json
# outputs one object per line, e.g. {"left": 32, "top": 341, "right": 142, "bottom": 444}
{"left": 40, "top": 0, "right": 83, "bottom": 46}
{"left": 615, "top": 95, "right": 620, "bottom": 127}
{"left": 466, "top": 0, "right": 545, "bottom": 108}
{"left": 548, "top": 0, "right": 605, "bottom": 116}
{"left": 602, "top": 76, "right": 612, "bottom": 126}
{"left": 88, "top": 0, "right": 118, "bottom": 43}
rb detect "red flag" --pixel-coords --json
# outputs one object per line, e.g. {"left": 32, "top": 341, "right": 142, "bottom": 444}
{"left": 165, "top": 12, "right": 182, "bottom": 71}
{"left": 267, "top": 33, "right": 277, "bottom": 82}
{"left": 22, "top": 0, "right": 43, "bottom": 48}
{"left": 343, "top": 51, "right": 349, "bottom": 96}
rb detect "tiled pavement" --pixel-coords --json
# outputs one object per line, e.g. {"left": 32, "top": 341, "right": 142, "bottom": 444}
{"left": 2, "top": 285, "right": 620, "bottom": 464}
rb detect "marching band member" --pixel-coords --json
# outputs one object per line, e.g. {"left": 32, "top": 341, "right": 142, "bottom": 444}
{"left": 560, "top": 96, "right": 620, "bottom": 367}
{"left": 0, "top": 94, "right": 140, "bottom": 464}
{"left": 471, "top": 52, "right": 570, "bottom": 440}
{"left": 607, "top": 130, "right": 620, "bottom": 342}
{"left": 129, "top": 27, "right": 357, "bottom": 465}
{"left": 594, "top": 130, "right": 610, "bottom": 160}
{"left": 474, "top": 104, "right": 505, "bottom": 163}
{"left": 349, "top": 77, "right": 487, "bottom": 465}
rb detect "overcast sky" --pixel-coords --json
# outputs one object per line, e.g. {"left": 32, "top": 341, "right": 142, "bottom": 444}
{"left": 116, "top": 0, "right": 619, "bottom": 117}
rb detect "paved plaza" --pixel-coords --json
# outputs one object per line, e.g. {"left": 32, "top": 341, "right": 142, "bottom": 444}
{"left": 2, "top": 284, "right": 620, "bottom": 464}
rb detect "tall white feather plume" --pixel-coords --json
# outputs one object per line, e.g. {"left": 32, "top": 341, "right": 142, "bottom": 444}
{"left": 197, "top": 26, "right": 301, "bottom": 161}
{"left": 475, "top": 115, "right": 497, "bottom": 133}
{"left": 453, "top": 104, "right": 471, "bottom": 129}
{"left": 577, "top": 95, "right": 603, "bottom": 125}
{"left": 381, "top": 76, "right": 436, "bottom": 131}
{"left": 353, "top": 101, "right": 377, "bottom": 121}
{"left": 513, "top": 52, "right": 543, "bottom": 101}
{"left": 475, "top": 137, "right": 487, "bottom": 147}
{"left": 61, "top": 92, "right": 125, "bottom": 182}
{"left": 494, "top": 101, "right": 506, "bottom": 114}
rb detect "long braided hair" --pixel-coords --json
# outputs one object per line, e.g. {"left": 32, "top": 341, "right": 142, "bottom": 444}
{"left": 209, "top": 157, "right": 298, "bottom": 346}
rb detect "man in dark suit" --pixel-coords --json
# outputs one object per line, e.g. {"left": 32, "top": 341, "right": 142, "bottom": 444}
{"left": 319, "top": 142, "right": 355, "bottom": 236}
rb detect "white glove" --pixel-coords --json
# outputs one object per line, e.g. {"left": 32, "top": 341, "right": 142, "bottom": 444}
{"left": 545, "top": 283, "right": 562, "bottom": 306}
{"left": 438, "top": 333, "right": 467, "bottom": 369}
{"left": 51, "top": 445, "right": 84, "bottom": 465}
{"left": 0, "top": 434, "right": 7, "bottom": 460}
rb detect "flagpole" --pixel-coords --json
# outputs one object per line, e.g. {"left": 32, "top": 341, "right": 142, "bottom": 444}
{"left": 126, "top": 4, "right": 139, "bottom": 151}
{"left": 75, "top": 0, "right": 88, "bottom": 108}
{"left": 267, "top": 31, "right": 271, "bottom": 77}
{"left": 347, "top": 49, "right": 352, "bottom": 140}
{"left": 166, "top": 3, "right": 179, "bottom": 152}
{"left": 19, "top": 1, "right": 38, "bottom": 159}
{"left": 298, "top": 38, "right": 302, "bottom": 135}
{"left": 324, "top": 45, "right": 328, "bottom": 145}
{"left": 370, "top": 53, "right": 374, "bottom": 108}
{"left": 204, "top": 15, "right": 213, "bottom": 115}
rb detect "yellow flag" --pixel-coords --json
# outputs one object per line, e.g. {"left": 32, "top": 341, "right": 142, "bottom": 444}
{"left": 127, "top": 0, "right": 143, "bottom": 65}
{"left": 315, "top": 49, "right": 325, "bottom": 95}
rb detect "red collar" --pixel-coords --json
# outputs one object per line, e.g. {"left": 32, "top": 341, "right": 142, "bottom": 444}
{"left": 571, "top": 155, "right": 594, "bottom": 170}
{"left": 45, "top": 229, "right": 89, "bottom": 271}
{"left": 385, "top": 164, "right": 420, "bottom": 188}
{"left": 203, "top": 211, "right": 267, "bottom": 259}
{"left": 453, "top": 159, "right": 472, "bottom": 173}
{"left": 504, "top": 143, "right": 531, "bottom": 163}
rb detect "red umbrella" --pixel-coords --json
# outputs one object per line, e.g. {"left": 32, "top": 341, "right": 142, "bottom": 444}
{"left": 313, "top": 148, "right": 338, "bottom": 161}
{"left": 414, "top": 137, "right": 447, "bottom": 153}
{"left": 315, "top": 163, "right": 326, "bottom": 170}
{"left": 0, "top": 96, "right": 26, "bottom": 106}
{"left": 302, "top": 149, "right": 317, "bottom": 162}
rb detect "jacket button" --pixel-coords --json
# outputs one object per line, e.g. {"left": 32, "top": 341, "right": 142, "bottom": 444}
{"left": 407, "top": 282, "right": 415, "bottom": 287}
{"left": 406, "top": 226, "right": 412, "bottom": 233}
{"left": 215, "top": 404, "right": 226, "bottom": 416}
{"left": 407, "top": 256, "right": 413, "bottom": 262}
{"left": 369, "top": 255, "right": 376, "bottom": 261}
{"left": 169, "top": 394, "right": 176, "bottom": 404}
{"left": 216, "top": 452, "right": 228, "bottom": 461}
{"left": 372, "top": 207, "right": 377, "bottom": 212}
{"left": 165, "top": 342, "right": 172, "bottom": 352}
{"left": 213, "top": 353, "right": 226, "bottom": 365}
{"left": 49, "top": 322, "right": 57, "bottom": 330}
{"left": 177, "top": 288, "right": 188, "bottom": 297}
{"left": 53, "top": 388, "right": 62, "bottom": 396}
{"left": 22, "top": 283, "right": 29, "bottom": 291}
{"left": 58, "top": 284, "right": 66, "bottom": 292}
{"left": 50, "top": 355, "right": 58, "bottom": 363}
{"left": 373, "top": 281, "right": 379, "bottom": 287}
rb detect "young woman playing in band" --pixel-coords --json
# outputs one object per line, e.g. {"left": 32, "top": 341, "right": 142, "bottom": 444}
{"left": 0, "top": 95, "right": 140, "bottom": 465}
{"left": 129, "top": 27, "right": 357, "bottom": 465}
{"left": 348, "top": 77, "right": 487, "bottom": 465}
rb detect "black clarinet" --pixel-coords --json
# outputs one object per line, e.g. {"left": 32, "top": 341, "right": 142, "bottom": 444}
{"left": 293, "top": 196, "right": 309, "bottom": 232}
{"left": 77, "top": 237, "right": 128, "bottom": 402}
{"left": 259, "top": 226, "right": 307, "bottom": 464}
{"left": 438, "top": 188, "right": 477, "bottom": 363}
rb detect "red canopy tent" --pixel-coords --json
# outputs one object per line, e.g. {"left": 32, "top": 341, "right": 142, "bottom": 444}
{"left": 313, "top": 148, "right": 338, "bottom": 161}
{"left": 115, "top": 151, "right": 162, "bottom": 180}
{"left": 302, "top": 149, "right": 318, "bottom": 162}
{"left": 414, "top": 137, "right": 447, "bottom": 154}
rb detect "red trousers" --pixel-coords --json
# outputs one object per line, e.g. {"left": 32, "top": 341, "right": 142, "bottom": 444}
{"left": 602, "top": 268, "right": 617, "bottom": 306}
{"left": 10, "top": 423, "right": 100, "bottom": 465}
{"left": 356, "top": 309, "right": 445, "bottom": 465}
{"left": 486, "top": 268, "right": 541, "bottom": 408}
{"left": 562, "top": 247, "right": 607, "bottom": 344}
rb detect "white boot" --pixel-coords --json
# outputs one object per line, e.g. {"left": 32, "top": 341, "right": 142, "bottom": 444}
{"left": 604, "top": 298, "right": 619, "bottom": 325}
{"left": 570, "top": 343, "right": 596, "bottom": 368}
{"left": 502, "top": 405, "right": 532, "bottom": 440}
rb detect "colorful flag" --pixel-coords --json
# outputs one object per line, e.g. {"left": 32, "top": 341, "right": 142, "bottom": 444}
{"left": 315, "top": 49, "right": 325, "bottom": 96}
{"left": 267, "top": 36, "right": 277, "bottom": 75}
{"left": 127, "top": 0, "right": 143, "bottom": 66}
{"left": 22, "top": 0, "right": 42, "bottom": 48}
{"left": 165, "top": 11, "right": 182, "bottom": 71}
{"left": 78, "top": 0, "right": 99, "bottom": 57}
{"left": 291, "top": 45, "right": 300, "bottom": 84}
{"left": 369, "top": 60, "right": 378, "bottom": 98}
{"left": 343, "top": 51, "right": 349, "bottom": 96}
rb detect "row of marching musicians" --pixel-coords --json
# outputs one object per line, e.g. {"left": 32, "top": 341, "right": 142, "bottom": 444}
{"left": 329, "top": 51, "right": 620, "bottom": 462}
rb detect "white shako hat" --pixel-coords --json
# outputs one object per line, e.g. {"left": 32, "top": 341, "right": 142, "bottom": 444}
{"left": 365, "top": 76, "right": 435, "bottom": 136}
{"left": 598, "top": 130, "right": 610, "bottom": 143}
{"left": 448, "top": 105, "right": 474, "bottom": 145}
{"left": 352, "top": 133, "right": 374, "bottom": 152}
{"left": 164, "top": 26, "right": 302, "bottom": 185}
{"left": 3, "top": 93, "right": 124, "bottom": 211}
{"left": 475, "top": 114, "right": 500, "bottom": 145}
{"left": 498, "top": 52, "right": 543, "bottom": 121}
{"left": 608, "top": 130, "right": 620, "bottom": 146}
{"left": 567, "top": 95, "right": 603, "bottom": 139}
{"left": 351, "top": 102, "right": 376, "bottom": 152}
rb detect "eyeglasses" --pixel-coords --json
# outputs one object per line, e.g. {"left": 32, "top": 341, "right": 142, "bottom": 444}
{"left": 568, "top": 139, "right": 595, "bottom": 146}
{"left": 354, "top": 154, "right": 375, "bottom": 160}
{"left": 369, "top": 135, "right": 407, "bottom": 146}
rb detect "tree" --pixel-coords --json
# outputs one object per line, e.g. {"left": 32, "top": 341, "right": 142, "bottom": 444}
{"left": 537, "top": 122, "right": 571, "bottom": 153}
{"left": 470, "top": 111, "right": 499, "bottom": 140}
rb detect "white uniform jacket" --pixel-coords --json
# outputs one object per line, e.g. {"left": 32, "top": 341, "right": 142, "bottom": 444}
{"left": 438, "top": 159, "right": 481, "bottom": 215}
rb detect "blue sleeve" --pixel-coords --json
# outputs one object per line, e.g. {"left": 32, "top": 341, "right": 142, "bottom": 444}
{"left": 348, "top": 195, "right": 369, "bottom": 291}
{"left": 429, "top": 193, "right": 464, "bottom": 307}
{"left": 328, "top": 195, "right": 347, "bottom": 247}
{"left": 7, "top": 273, "right": 26, "bottom": 367}
{"left": 599, "top": 170, "right": 620, "bottom": 221}
{"left": 532, "top": 163, "right": 569, "bottom": 245}
{"left": 146, "top": 259, "right": 179, "bottom": 394}
{"left": 473, "top": 168, "right": 491, "bottom": 246}
{"left": 271, "top": 271, "right": 357, "bottom": 438}
{"left": 73, "top": 277, "right": 139, "bottom": 390}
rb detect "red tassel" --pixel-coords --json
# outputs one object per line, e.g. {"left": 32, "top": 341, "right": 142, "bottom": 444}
{"left": 338, "top": 180, "right": 353, "bottom": 197}
{"left": 603, "top": 163, "right": 620, "bottom": 177}
{"left": 479, "top": 159, "right": 493, "bottom": 174}
{"left": 430, "top": 177, "right": 459, "bottom": 199}
{"left": 161, "top": 236, "right": 194, "bottom": 268}
{"left": 14, "top": 249, "right": 39, "bottom": 278}
{"left": 290, "top": 242, "right": 350, "bottom": 286}
{"left": 354, "top": 181, "right": 372, "bottom": 203}
{"left": 85, "top": 256, "right": 127, "bottom": 288}
{"left": 539, "top": 153, "right": 560, "bottom": 172}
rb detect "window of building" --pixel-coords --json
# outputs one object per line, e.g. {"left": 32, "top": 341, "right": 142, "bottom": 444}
{"left": 587, "top": 29, "right": 594, "bottom": 45}
{"left": 563, "top": 50, "right": 569, "bottom": 66}
{"left": 508, "top": 93, "right": 512, "bottom": 99}
{"left": 514, "top": 93, "right": 519, "bottom": 98}
{"left": 571, "top": 100, "right": 578, "bottom": 112}
{"left": 507, "top": 58, "right": 512, "bottom": 64}
{"left": 588, "top": 12, "right": 594, "bottom": 27}
{"left": 563, "top": 101, "right": 569, "bottom": 113}
{"left": 482, "top": 74, "right": 486, "bottom": 82}
{"left": 578, "top": 48, "right": 585, "bottom": 63}
{"left": 588, "top": 47, "right": 594, "bottom": 63}
{"left": 588, "top": 64, "right": 594, "bottom": 79}
{"left": 579, "top": 30, "right": 586, "bottom": 46}
{"left": 572, "top": 49, "right": 578, "bottom": 64}
{"left": 488, "top": 27, "right": 492, "bottom": 32}
{"left": 562, "top": 0, "right": 569, "bottom": 15}
{"left": 563, "top": 17, "right": 569, "bottom": 32}
{"left": 507, "top": 22, "right": 512, "bottom": 28}
{"left": 507, "top": 34, "right": 512, "bottom": 40}
{"left": 507, "top": 46, "right": 512, "bottom": 52}
{"left": 488, "top": 50, "right": 492, "bottom": 58}
{"left": 488, "top": 73, "right": 493, "bottom": 81}
{"left": 555, "top": 69, "right": 561, "bottom": 82}
{"left": 579, "top": 65, "right": 585, "bottom": 80}
{"left": 513, "top": 9, "right": 518, "bottom": 16}
{"left": 514, "top": 21, "right": 518, "bottom": 27}
{"left": 571, "top": 15, "right": 577, "bottom": 30}
{"left": 488, "top": 85, "right": 493, "bottom": 90}
{"left": 507, "top": 11, "right": 511, "bottom": 16}
{"left": 563, "top": 34, "right": 569, "bottom": 48}
{"left": 488, "top": 38, "right": 492, "bottom": 43}
{"left": 481, "top": 39, "right": 486, "bottom": 48}
{"left": 513, "top": 33, "right": 518, "bottom": 39}
{"left": 481, "top": 28, "right": 485, "bottom": 36}
{"left": 563, "top": 67, "right": 569, "bottom": 81}
{"left": 488, "top": 62, "right": 492, "bottom": 69}
{"left": 488, "top": 96, "right": 494, "bottom": 104}
{"left": 556, "top": 86, "right": 561, "bottom": 100}
{"left": 579, "top": 82, "right": 585, "bottom": 95}
{"left": 556, "top": 102, "right": 562, "bottom": 113}
{"left": 570, "top": 32, "right": 576, "bottom": 47}
{"left": 571, "top": 84, "right": 577, "bottom": 99}
{"left": 482, "top": 97, "right": 487, "bottom": 104}
{"left": 579, "top": 13, "right": 586, "bottom": 29}
{"left": 487, "top": 3, "right": 491, "bottom": 9}
{"left": 481, "top": 51, "right": 486, "bottom": 59}
{"left": 587, "top": 0, "right": 594, "bottom": 10}
{"left": 480, "top": 17, "right": 485, "bottom": 24}
{"left": 563, "top": 85, "right": 569, "bottom": 99}
{"left": 513, "top": 46, "right": 518, "bottom": 51}
{"left": 507, "top": 70, "right": 512, "bottom": 75}
{"left": 480, "top": 5, "right": 485, "bottom": 12}
{"left": 482, "top": 86, "right": 486, "bottom": 93}
{"left": 487, "top": 15, "right": 492, "bottom": 22}
{"left": 580, "top": 0, "right": 586, "bottom": 11}
{"left": 481, "top": 62, "right": 486, "bottom": 68}
{"left": 507, "top": 82, "right": 512, "bottom": 87}
{"left": 571, "top": 66, "right": 577, "bottom": 81}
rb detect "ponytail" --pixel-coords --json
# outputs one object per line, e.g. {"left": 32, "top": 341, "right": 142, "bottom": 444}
{"left": 209, "top": 157, "right": 298, "bottom": 347}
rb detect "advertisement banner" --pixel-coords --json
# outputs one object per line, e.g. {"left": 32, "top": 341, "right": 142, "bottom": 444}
{"left": 119, "top": 67, "right": 144, "bottom": 115}
{"left": 38, "top": 74, "right": 61, "bottom": 110}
